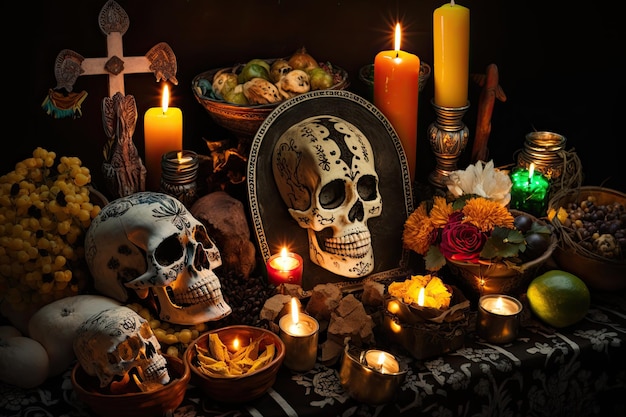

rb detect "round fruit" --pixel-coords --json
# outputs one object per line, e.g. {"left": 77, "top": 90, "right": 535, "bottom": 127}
{"left": 514, "top": 214, "right": 533, "bottom": 233}
{"left": 526, "top": 270, "right": 590, "bottom": 328}
{"left": 308, "top": 67, "right": 334, "bottom": 90}
{"left": 522, "top": 232, "right": 551, "bottom": 261}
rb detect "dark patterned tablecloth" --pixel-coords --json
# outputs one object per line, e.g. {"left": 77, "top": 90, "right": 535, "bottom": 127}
{"left": 2, "top": 291, "right": 625, "bottom": 417}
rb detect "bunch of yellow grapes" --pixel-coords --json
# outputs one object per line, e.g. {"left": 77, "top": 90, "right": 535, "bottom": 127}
{"left": 0, "top": 147, "right": 102, "bottom": 311}
{"left": 126, "top": 302, "right": 208, "bottom": 359}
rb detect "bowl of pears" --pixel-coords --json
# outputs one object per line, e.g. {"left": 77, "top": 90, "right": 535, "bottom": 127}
{"left": 192, "top": 47, "right": 349, "bottom": 143}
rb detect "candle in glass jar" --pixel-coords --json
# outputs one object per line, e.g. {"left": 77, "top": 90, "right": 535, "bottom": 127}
{"left": 510, "top": 163, "right": 550, "bottom": 217}
{"left": 364, "top": 349, "right": 400, "bottom": 374}
{"left": 433, "top": 0, "right": 470, "bottom": 108}
{"left": 477, "top": 294, "right": 523, "bottom": 344}
{"left": 279, "top": 298, "right": 319, "bottom": 371}
{"left": 266, "top": 248, "right": 303, "bottom": 286}
{"left": 374, "top": 23, "right": 420, "bottom": 182}
{"left": 144, "top": 84, "right": 183, "bottom": 192}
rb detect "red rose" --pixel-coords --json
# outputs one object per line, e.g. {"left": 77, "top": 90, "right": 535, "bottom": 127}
{"left": 439, "top": 212, "right": 487, "bottom": 263}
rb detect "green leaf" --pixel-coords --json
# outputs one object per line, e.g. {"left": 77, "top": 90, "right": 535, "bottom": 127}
{"left": 424, "top": 245, "right": 446, "bottom": 271}
{"left": 529, "top": 222, "right": 551, "bottom": 234}
{"left": 480, "top": 227, "right": 526, "bottom": 259}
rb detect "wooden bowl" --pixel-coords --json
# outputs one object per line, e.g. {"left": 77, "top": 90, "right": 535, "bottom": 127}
{"left": 71, "top": 354, "right": 189, "bottom": 417}
{"left": 192, "top": 60, "right": 349, "bottom": 141}
{"left": 548, "top": 186, "right": 626, "bottom": 291}
{"left": 184, "top": 325, "right": 285, "bottom": 403}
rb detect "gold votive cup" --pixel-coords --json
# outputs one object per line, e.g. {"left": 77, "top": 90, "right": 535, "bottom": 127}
{"left": 477, "top": 294, "right": 523, "bottom": 344}
{"left": 278, "top": 313, "right": 319, "bottom": 372}
{"left": 339, "top": 345, "right": 407, "bottom": 405}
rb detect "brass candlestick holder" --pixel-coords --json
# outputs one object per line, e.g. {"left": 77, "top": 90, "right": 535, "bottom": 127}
{"left": 427, "top": 100, "right": 470, "bottom": 189}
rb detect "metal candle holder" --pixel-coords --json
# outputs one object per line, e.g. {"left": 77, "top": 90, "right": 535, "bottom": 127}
{"left": 427, "top": 100, "right": 470, "bottom": 189}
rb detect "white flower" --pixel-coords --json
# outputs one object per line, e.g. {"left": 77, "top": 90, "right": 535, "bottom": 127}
{"left": 446, "top": 160, "right": 512, "bottom": 206}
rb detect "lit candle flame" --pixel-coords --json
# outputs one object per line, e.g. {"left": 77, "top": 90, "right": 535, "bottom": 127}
{"left": 290, "top": 297, "right": 299, "bottom": 324}
{"left": 232, "top": 337, "right": 240, "bottom": 352}
{"left": 161, "top": 84, "right": 170, "bottom": 113}
{"left": 417, "top": 287, "right": 425, "bottom": 307}
{"left": 377, "top": 351, "right": 386, "bottom": 372}
{"left": 494, "top": 296, "right": 504, "bottom": 313}
{"left": 394, "top": 23, "right": 402, "bottom": 53}
{"left": 280, "top": 247, "right": 288, "bottom": 258}
{"left": 177, "top": 151, "right": 184, "bottom": 162}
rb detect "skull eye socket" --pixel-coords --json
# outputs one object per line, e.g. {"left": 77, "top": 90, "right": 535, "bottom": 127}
{"left": 319, "top": 179, "right": 346, "bottom": 209}
{"left": 357, "top": 175, "right": 378, "bottom": 201}
{"left": 154, "top": 234, "right": 183, "bottom": 266}
{"left": 111, "top": 337, "right": 141, "bottom": 363}
{"left": 193, "top": 225, "right": 214, "bottom": 250}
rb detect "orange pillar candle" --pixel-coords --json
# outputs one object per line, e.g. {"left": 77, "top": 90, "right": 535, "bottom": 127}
{"left": 374, "top": 23, "right": 420, "bottom": 182}
{"left": 433, "top": 1, "right": 470, "bottom": 108}
{"left": 144, "top": 84, "right": 183, "bottom": 191}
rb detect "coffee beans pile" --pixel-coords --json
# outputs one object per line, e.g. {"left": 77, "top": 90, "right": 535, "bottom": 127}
{"left": 561, "top": 196, "right": 626, "bottom": 260}
{"left": 208, "top": 270, "right": 277, "bottom": 330}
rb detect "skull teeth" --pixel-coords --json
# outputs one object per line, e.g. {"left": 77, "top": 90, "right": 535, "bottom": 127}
{"left": 324, "top": 231, "right": 371, "bottom": 258}
{"left": 166, "top": 281, "right": 223, "bottom": 308}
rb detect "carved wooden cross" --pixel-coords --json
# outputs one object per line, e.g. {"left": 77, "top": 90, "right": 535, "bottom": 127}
{"left": 50, "top": 0, "right": 178, "bottom": 199}
{"left": 53, "top": 0, "right": 177, "bottom": 97}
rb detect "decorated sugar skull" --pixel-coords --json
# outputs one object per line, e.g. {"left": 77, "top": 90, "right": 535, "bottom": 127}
{"left": 272, "top": 115, "right": 382, "bottom": 277}
{"left": 73, "top": 306, "right": 169, "bottom": 390}
{"left": 85, "top": 191, "right": 231, "bottom": 325}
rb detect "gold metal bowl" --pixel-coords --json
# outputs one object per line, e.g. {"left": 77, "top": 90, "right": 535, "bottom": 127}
{"left": 184, "top": 325, "right": 285, "bottom": 403}
{"left": 192, "top": 60, "right": 349, "bottom": 142}
{"left": 548, "top": 186, "right": 626, "bottom": 291}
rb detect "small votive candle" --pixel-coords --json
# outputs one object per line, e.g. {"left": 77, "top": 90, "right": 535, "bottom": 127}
{"left": 339, "top": 346, "right": 406, "bottom": 405}
{"left": 477, "top": 294, "right": 523, "bottom": 344}
{"left": 279, "top": 298, "right": 319, "bottom": 372}
{"left": 266, "top": 248, "right": 303, "bottom": 286}
{"left": 510, "top": 163, "right": 550, "bottom": 217}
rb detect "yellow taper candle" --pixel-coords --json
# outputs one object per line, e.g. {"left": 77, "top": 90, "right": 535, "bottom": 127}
{"left": 433, "top": 1, "right": 470, "bottom": 108}
{"left": 144, "top": 84, "right": 183, "bottom": 191}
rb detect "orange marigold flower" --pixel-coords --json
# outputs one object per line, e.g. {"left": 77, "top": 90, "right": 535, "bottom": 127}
{"left": 461, "top": 197, "right": 514, "bottom": 232}
{"left": 403, "top": 203, "right": 435, "bottom": 255}
{"left": 429, "top": 196, "right": 454, "bottom": 228}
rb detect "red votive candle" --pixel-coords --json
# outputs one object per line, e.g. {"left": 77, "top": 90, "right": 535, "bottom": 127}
{"left": 266, "top": 248, "right": 303, "bottom": 286}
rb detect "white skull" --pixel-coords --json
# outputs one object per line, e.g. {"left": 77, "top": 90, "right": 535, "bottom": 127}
{"left": 85, "top": 191, "right": 231, "bottom": 325}
{"left": 272, "top": 116, "right": 382, "bottom": 278}
{"left": 73, "top": 306, "right": 170, "bottom": 390}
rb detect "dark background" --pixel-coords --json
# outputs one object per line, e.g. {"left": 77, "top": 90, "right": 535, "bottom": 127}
{"left": 15, "top": 0, "right": 626, "bottom": 198}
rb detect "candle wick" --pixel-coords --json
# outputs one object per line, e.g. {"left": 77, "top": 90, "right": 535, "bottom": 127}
{"left": 395, "top": 51, "right": 399, "bottom": 58}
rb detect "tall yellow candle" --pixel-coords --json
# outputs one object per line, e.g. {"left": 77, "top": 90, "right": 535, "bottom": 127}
{"left": 144, "top": 84, "right": 183, "bottom": 191}
{"left": 433, "top": 1, "right": 470, "bottom": 108}
{"left": 374, "top": 23, "right": 420, "bottom": 182}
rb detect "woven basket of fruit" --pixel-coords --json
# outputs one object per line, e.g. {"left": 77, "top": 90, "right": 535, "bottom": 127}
{"left": 548, "top": 186, "right": 626, "bottom": 291}
{"left": 192, "top": 47, "right": 349, "bottom": 143}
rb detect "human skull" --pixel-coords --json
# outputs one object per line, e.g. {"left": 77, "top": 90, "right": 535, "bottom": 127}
{"left": 73, "top": 306, "right": 170, "bottom": 390}
{"left": 84, "top": 191, "right": 231, "bottom": 325}
{"left": 272, "top": 116, "right": 382, "bottom": 278}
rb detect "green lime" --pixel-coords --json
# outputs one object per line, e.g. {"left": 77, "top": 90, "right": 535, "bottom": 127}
{"left": 526, "top": 270, "right": 590, "bottom": 328}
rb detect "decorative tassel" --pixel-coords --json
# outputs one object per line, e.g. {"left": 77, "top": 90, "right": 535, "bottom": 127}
{"left": 41, "top": 89, "right": 88, "bottom": 119}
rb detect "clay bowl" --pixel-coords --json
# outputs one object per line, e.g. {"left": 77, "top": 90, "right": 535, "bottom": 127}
{"left": 192, "top": 60, "right": 349, "bottom": 141}
{"left": 71, "top": 354, "right": 190, "bottom": 417}
{"left": 184, "top": 325, "right": 285, "bottom": 403}
{"left": 447, "top": 210, "right": 557, "bottom": 301}
{"left": 548, "top": 186, "right": 626, "bottom": 291}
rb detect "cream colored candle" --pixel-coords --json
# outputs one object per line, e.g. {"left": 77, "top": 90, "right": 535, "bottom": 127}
{"left": 144, "top": 84, "right": 183, "bottom": 191}
{"left": 433, "top": 1, "right": 470, "bottom": 108}
{"left": 374, "top": 23, "right": 420, "bottom": 182}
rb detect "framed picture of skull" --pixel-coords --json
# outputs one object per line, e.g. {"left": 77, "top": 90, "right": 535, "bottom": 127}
{"left": 248, "top": 89, "right": 415, "bottom": 291}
